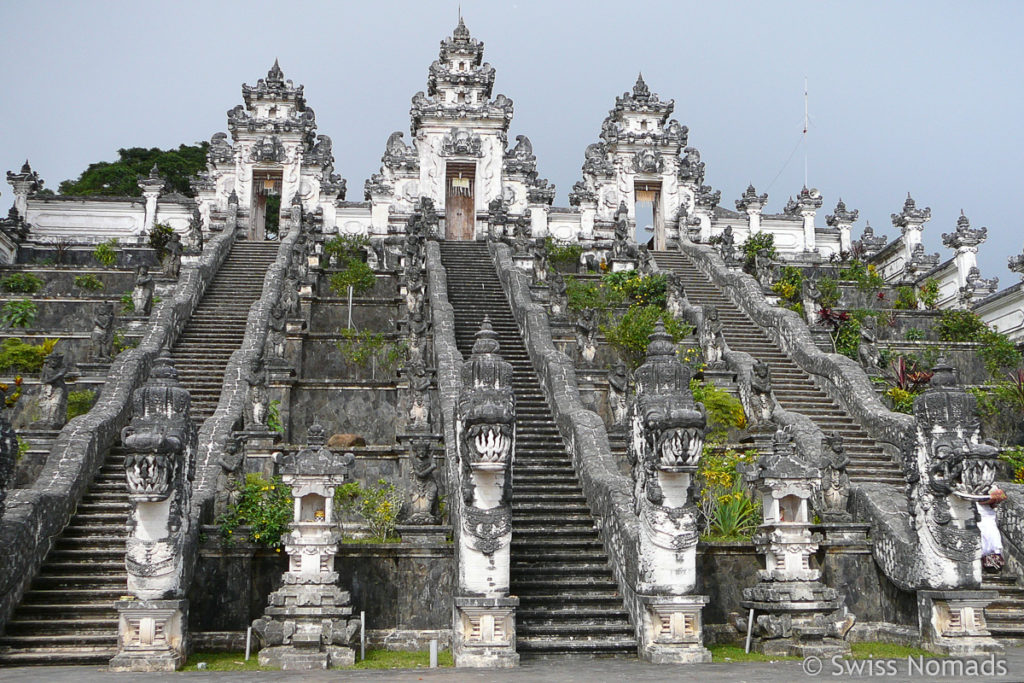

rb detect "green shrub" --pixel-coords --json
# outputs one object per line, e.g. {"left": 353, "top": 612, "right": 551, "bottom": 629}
{"left": 66, "top": 390, "right": 96, "bottom": 420}
{"left": 0, "top": 337, "right": 58, "bottom": 373}
{"left": 1001, "top": 446, "right": 1024, "bottom": 484}
{"left": 936, "top": 310, "right": 984, "bottom": 341}
{"left": 816, "top": 276, "right": 840, "bottom": 309}
{"left": 893, "top": 286, "right": 918, "bottom": 310}
{"left": 1, "top": 299, "right": 37, "bottom": 328}
{"left": 919, "top": 278, "right": 940, "bottom": 309}
{"left": 328, "top": 258, "right": 376, "bottom": 296}
{"left": 601, "top": 305, "right": 693, "bottom": 369}
{"left": 336, "top": 328, "right": 407, "bottom": 377}
{"left": 544, "top": 237, "right": 583, "bottom": 268}
{"left": 565, "top": 276, "right": 624, "bottom": 312}
{"left": 696, "top": 446, "right": 761, "bottom": 540}
{"left": 600, "top": 271, "right": 668, "bottom": 308}
{"left": 739, "top": 232, "right": 776, "bottom": 272}
{"left": 691, "top": 379, "right": 747, "bottom": 440}
{"left": 324, "top": 235, "right": 369, "bottom": 265}
{"left": 834, "top": 317, "right": 861, "bottom": 360}
{"left": 92, "top": 239, "right": 118, "bottom": 267}
{"left": 904, "top": 327, "right": 925, "bottom": 341}
{"left": 0, "top": 273, "right": 43, "bottom": 294}
{"left": 217, "top": 474, "right": 293, "bottom": 548}
{"left": 334, "top": 478, "right": 403, "bottom": 541}
{"left": 844, "top": 259, "right": 885, "bottom": 293}
{"left": 770, "top": 266, "right": 803, "bottom": 304}
{"left": 73, "top": 274, "right": 104, "bottom": 291}
{"left": 267, "top": 399, "right": 283, "bottom": 434}
{"left": 884, "top": 386, "right": 916, "bottom": 414}
{"left": 120, "top": 293, "right": 135, "bottom": 313}
{"left": 148, "top": 223, "right": 175, "bottom": 260}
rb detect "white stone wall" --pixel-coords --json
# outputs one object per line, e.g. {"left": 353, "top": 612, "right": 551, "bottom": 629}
{"left": 25, "top": 198, "right": 146, "bottom": 243}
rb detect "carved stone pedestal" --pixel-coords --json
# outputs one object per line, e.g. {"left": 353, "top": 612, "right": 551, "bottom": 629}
{"left": 453, "top": 596, "right": 519, "bottom": 668}
{"left": 742, "top": 580, "right": 851, "bottom": 657}
{"left": 253, "top": 575, "right": 358, "bottom": 670}
{"left": 109, "top": 599, "right": 188, "bottom": 672}
{"left": 512, "top": 254, "right": 534, "bottom": 273}
{"left": 610, "top": 257, "right": 636, "bottom": 273}
{"left": 637, "top": 594, "right": 711, "bottom": 663}
{"left": 917, "top": 590, "right": 1003, "bottom": 656}
{"left": 396, "top": 524, "right": 450, "bottom": 544}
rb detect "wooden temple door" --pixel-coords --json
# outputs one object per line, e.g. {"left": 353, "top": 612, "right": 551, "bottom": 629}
{"left": 445, "top": 163, "right": 476, "bottom": 240}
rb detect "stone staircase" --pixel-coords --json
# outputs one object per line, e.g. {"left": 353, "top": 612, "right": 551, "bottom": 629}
{"left": 440, "top": 242, "right": 637, "bottom": 658}
{"left": 654, "top": 251, "right": 903, "bottom": 486}
{"left": 983, "top": 574, "right": 1024, "bottom": 644}
{"left": 0, "top": 240, "right": 280, "bottom": 666}
{"left": 171, "top": 241, "right": 280, "bottom": 422}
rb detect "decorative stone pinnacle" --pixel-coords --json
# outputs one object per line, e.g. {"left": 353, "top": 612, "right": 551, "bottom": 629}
{"left": 941, "top": 210, "right": 988, "bottom": 250}
{"left": 471, "top": 317, "right": 501, "bottom": 355}
{"left": 453, "top": 16, "right": 470, "bottom": 41}
{"left": 267, "top": 58, "right": 284, "bottom": 83}
{"left": 307, "top": 421, "right": 326, "bottom": 446}
{"left": 633, "top": 72, "right": 650, "bottom": 99}
{"left": 891, "top": 192, "right": 931, "bottom": 229}
{"left": 20, "top": 160, "right": 31, "bottom": 174}
{"left": 1008, "top": 249, "right": 1024, "bottom": 279}
{"left": 643, "top": 319, "right": 673, "bottom": 356}
{"left": 736, "top": 184, "right": 767, "bottom": 212}
{"left": 826, "top": 198, "right": 859, "bottom": 227}
{"left": 929, "top": 358, "right": 957, "bottom": 389}
{"left": 798, "top": 186, "right": 822, "bottom": 208}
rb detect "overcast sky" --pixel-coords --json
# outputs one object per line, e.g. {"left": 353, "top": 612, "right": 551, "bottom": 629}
{"left": 2, "top": 1, "right": 1021, "bottom": 282}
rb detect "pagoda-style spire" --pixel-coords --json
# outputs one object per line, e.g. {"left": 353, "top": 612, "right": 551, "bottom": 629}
{"left": 941, "top": 210, "right": 988, "bottom": 250}
{"left": 633, "top": 72, "right": 651, "bottom": 100}
{"left": 826, "top": 198, "right": 859, "bottom": 227}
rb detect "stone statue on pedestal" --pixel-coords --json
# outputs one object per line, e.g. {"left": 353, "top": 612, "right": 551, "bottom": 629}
{"left": 607, "top": 361, "right": 630, "bottom": 430}
{"left": 163, "top": 233, "right": 183, "bottom": 279}
{"left": 37, "top": 353, "right": 68, "bottom": 430}
{"left": 90, "top": 302, "right": 115, "bottom": 360}
{"left": 132, "top": 265, "right": 155, "bottom": 316}
{"left": 401, "top": 438, "right": 439, "bottom": 525}
{"left": 816, "top": 432, "right": 851, "bottom": 522}
{"left": 243, "top": 357, "right": 269, "bottom": 430}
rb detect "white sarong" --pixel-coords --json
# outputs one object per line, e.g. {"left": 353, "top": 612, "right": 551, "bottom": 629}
{"left": 977, "top": 503, "right": 1003, "bottom": 557}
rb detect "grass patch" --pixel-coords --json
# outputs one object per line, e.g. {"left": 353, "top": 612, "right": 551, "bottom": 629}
{"left": 183, "top": 652, "right": 262, "bottom": 671}
{"left": 710, "top": 644, "right": 800, "bottom": 662}
{"left": 183, "top": 648, "right": 453, "bottom": 671}
{"left": 710, "top": 642, "right": 938, "bottom": 663}
{"left": 850, "top": 642, "right": 936, "bottom": 659}
{"left": 346, "top": 648, "right": 453, "bottom": 669}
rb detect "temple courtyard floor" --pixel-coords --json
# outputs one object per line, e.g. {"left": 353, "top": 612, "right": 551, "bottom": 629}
{"left": 2, "top": 646, "right": 1024, "bottom": 683}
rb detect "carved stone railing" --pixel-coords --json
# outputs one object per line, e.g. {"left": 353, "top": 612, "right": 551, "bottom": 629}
{"left": 0, "top": 215, "right": 238, "bottom": 634}
{"left": 997, "top": 483, "right": 1024, "bottom": 579}
{"left": 486, "top": 242, "right": 651, "bottom": 653}
{"left": 186, "top": 207, "right": 302, "bottom": 568}
{"left": 677, "top": 238, "right": 916, "bottom": 461}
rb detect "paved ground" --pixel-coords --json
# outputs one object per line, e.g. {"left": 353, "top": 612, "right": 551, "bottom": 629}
{"left": 2, "top": 648, "right": 1024, "bottom": 683}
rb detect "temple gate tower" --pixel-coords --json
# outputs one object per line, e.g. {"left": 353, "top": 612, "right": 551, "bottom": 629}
{"left": 367, "top": 19, "right": 554, "bottom": 240}
{"left": 192, "top": 60, "right": 344, "bottom": 240}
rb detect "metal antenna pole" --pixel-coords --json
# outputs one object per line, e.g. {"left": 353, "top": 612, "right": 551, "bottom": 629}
{"left": 803, "top": 77, "right": 809, "bottom": 188}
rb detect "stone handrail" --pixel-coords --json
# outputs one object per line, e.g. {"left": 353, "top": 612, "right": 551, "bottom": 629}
{"left": 997, "top": 483, "right": 1024, "bottom": 576}
{"left": 677, "top": 238, "right": 916, "bottom": 460}
{"left": 188, "top": 208, "right": 302, "bottom": 537}
{"left": 486, "top": 241, "right": 646, "bottom": 630}
{"left": 0, "top": 217, "right": 238, "bottom": 634}
{"left": 424, "top": 241, "right": 464, "bottom": 563}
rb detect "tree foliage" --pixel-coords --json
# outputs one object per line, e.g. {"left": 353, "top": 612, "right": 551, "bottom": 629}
{"left": 57, "top": 143, "right": 209, "bottom": 197}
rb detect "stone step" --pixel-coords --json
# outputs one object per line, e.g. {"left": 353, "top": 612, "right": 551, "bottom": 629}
{"left": 0, "top": 646, "right": 118, "bottom": 666}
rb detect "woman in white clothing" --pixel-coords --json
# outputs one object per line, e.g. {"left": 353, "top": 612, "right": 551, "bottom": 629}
{"left": 978, "top": 488, "right": 1006, "bottom": 573}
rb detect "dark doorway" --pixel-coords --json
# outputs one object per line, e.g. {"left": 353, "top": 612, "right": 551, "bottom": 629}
{"left": 252, "top": 170, "right": 282, "bottom": 241}
{"left": 635, "top": 181, "right": 664, "bottom": 250}
{"left": 445, "top": 163, "right": 476, "bottom": 241}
